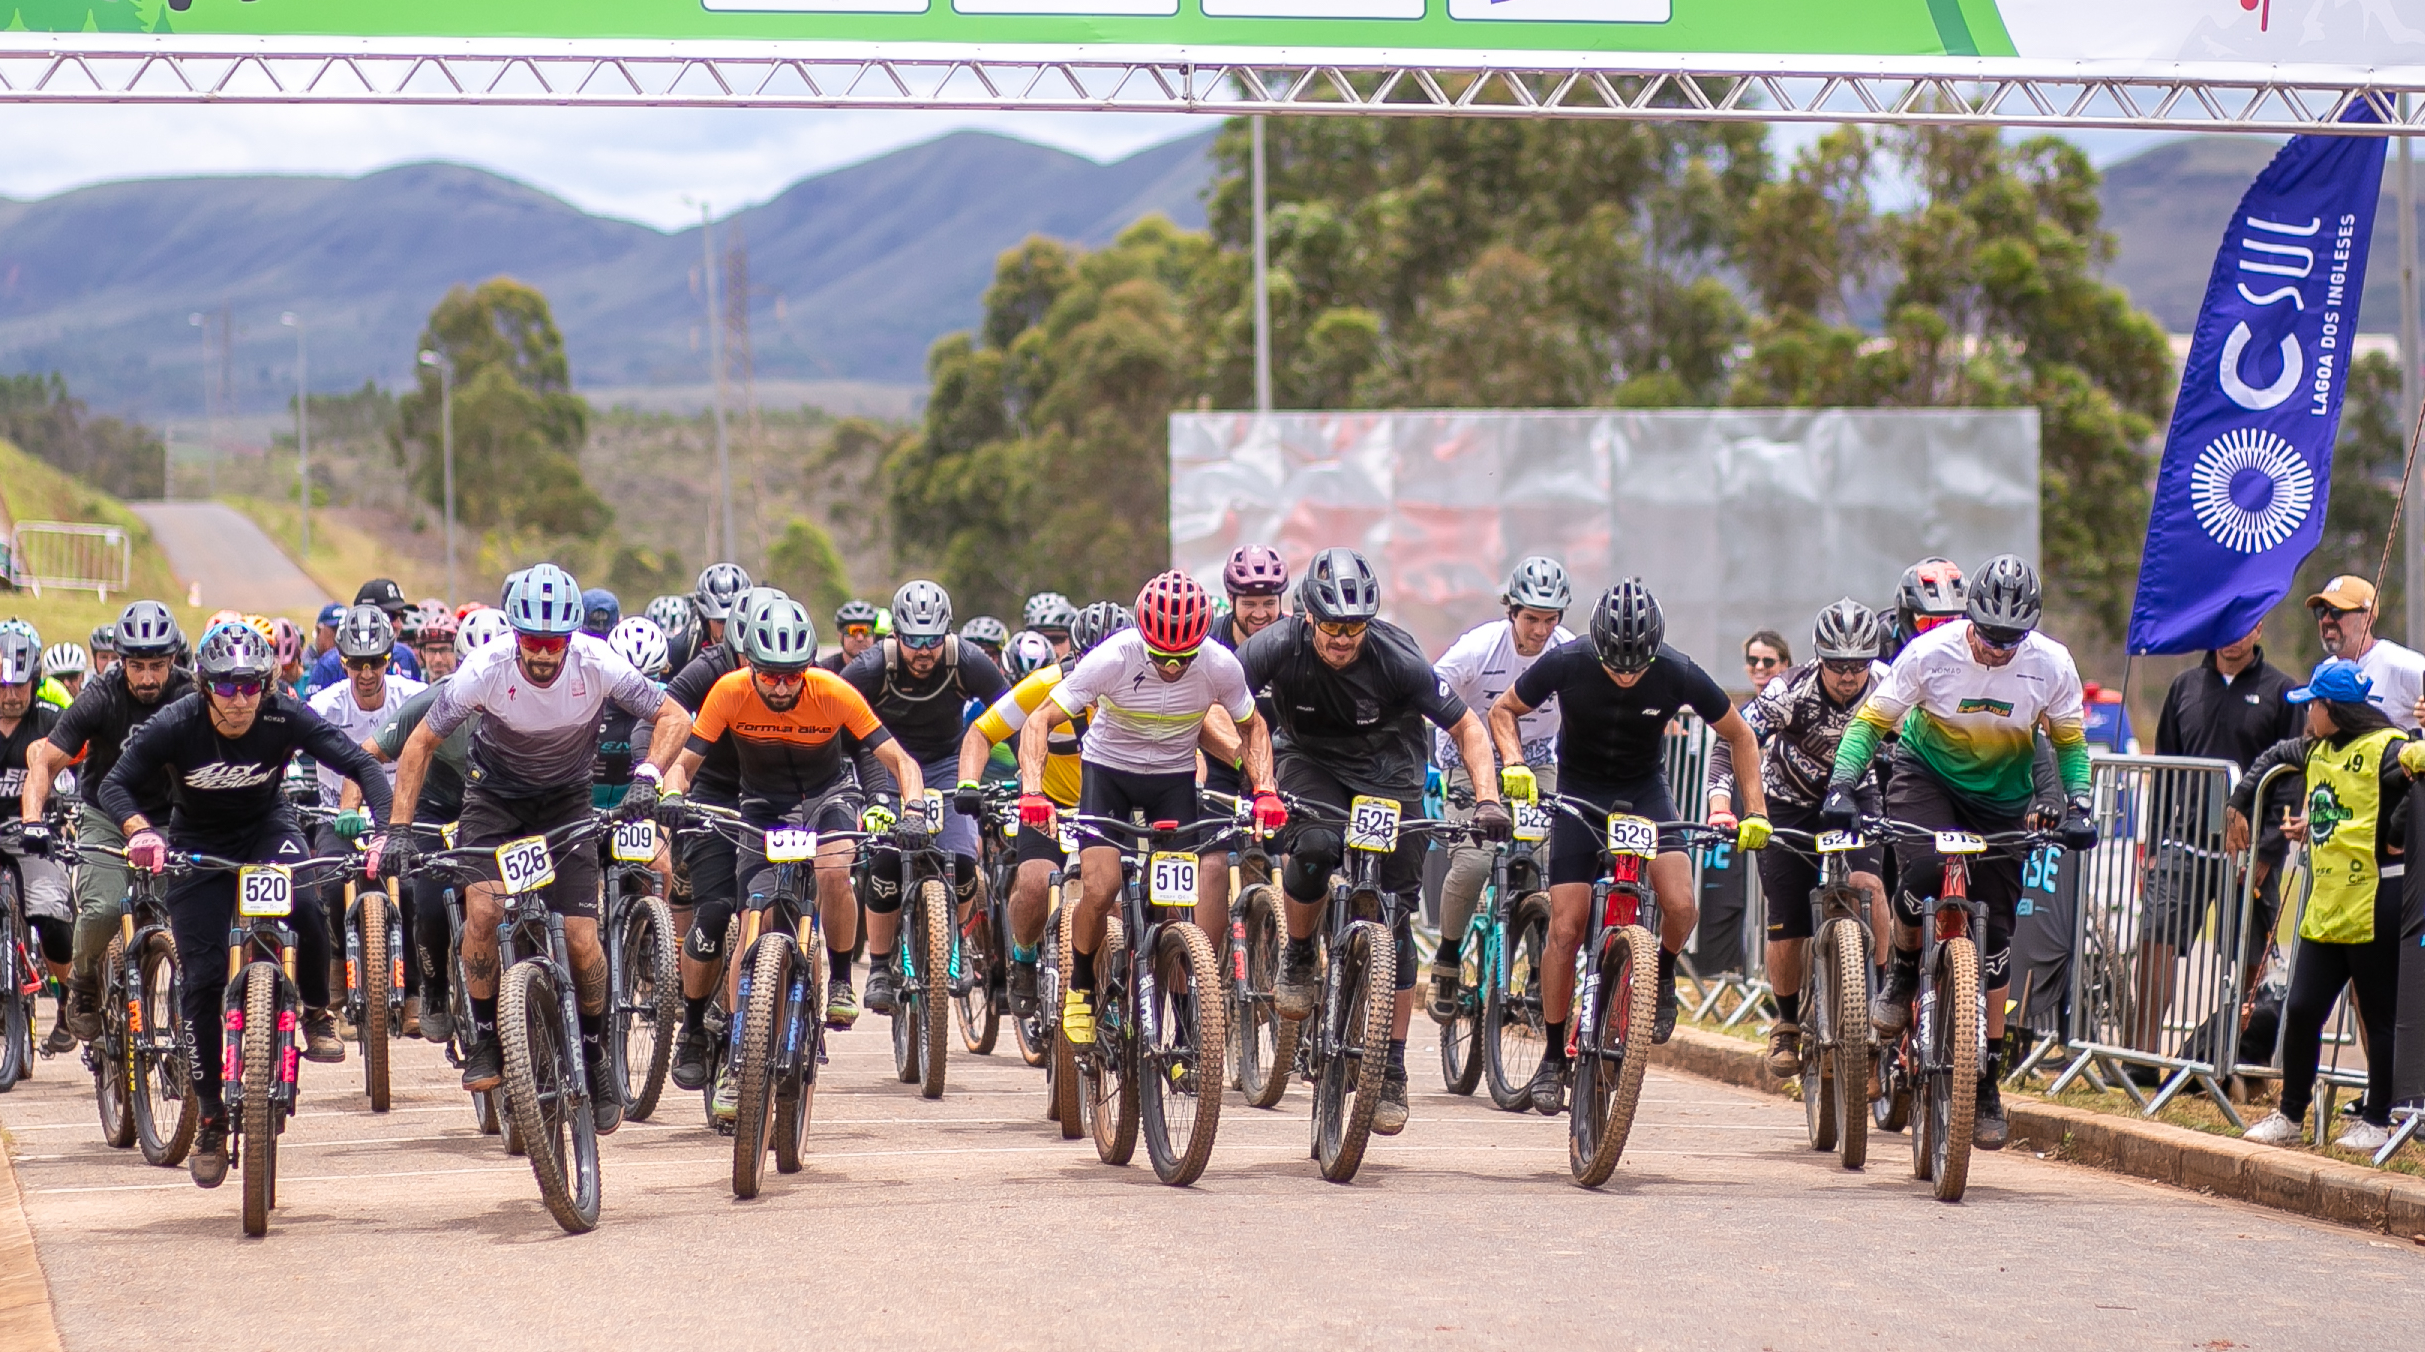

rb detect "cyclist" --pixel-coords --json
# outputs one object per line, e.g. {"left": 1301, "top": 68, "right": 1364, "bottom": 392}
{"left": 416, "top": 610, "right": 461, "bottom": 680}
{"left": 89, "top": 624, "right": 116, "bottom": 679}
{"left": 1428, "top": 555, "right": 1573, "bottom": 1020}
{"left": 1708, "top": 598, "right": 1890, "bottom": 1076}
{"left": 662, "top": 599, "right": 923, "bottom": 1119}
{"left": 308, "top": 606, "right": 426, "bottom": 1038}
{"left": 269, "top": 618, "right": 308, "bottom": 694}
{"left": 26, "top": 601, "right": 193, "bottom": 1040}
{"left": 644, "top": 596, "right": 699, "bottom": 675}
{"left": 1237, "top": 548, "right": 1504, "bottom": 1134}
{"left": 661, "top": 587, "right": 759, "bottom": 1086}
{"left": 42, "top": 643, "right": 89, "bottom": 702}
{"left": 306, "top": 580, "right": 424, "bottom": 688}
{"left": 1023, "top": 592, "right": 1079, "bottom": 662}
{"left": 1200, "top": 547, "right": 1290, "bottom": 919}
{"left": 1003, "top": 630, "right": 1056, "bottom": 680}
{"left": 955, "top": 601, "right": 1130, "bottom": 1014}
{"left": 1018, "top": 574, "right": 1279, "bottom": 1066}
{"left": 99, "top": 623, "right": 395, "bottom": 1187}
{"left": 1881, "top": 556, "right": 1966, "bottom": 663}
{"left": 0, "top": 622, "right": 69, "bottom": 713}
{"left": 0, "top": 630, "right": 75, "bottom": 1054}
{"left": 959, "top": 616, "right": 1010, "bottom": 666}
{"left": 819, "top": 600, "right": 881, "bottom": 674}
{"left": 581, "top": 588, "right": 621, "bottom": 640}
{"left": 1824, "top": 554, "right": 2097, "bottom": 1152}
{"left": 692, "top": 563, "right": 754, "bottom": 651}
{"left": 1492, "top": 578, "right": 1768, "bottom": 1114}
{"left": 842, "top": 580, "right": 1008, "bottom": 1013}
{"left": 383, "top": 564, "right": 691, "bottom": 1135}
{"left": 594, "top": 617, "right": 672, "bottom": 812}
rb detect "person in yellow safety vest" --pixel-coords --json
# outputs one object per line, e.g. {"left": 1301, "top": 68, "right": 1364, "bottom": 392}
{"left": 2226, "top": 657, "right": 2408, "bottom": 1154}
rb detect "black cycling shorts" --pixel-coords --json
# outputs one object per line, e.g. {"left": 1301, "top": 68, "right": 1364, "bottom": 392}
{"left": 1014, "top": 820, "right": 1070, "bottom": 870}
{"left": 736, "top": 788, "right": 865, "bottom": 912}
{"left": 457, "top": 783, "right": 601, "bottom": 921}
{"left": 1758, "top": 793, "right": 1881, "bottom": 942}
{"left": 1076, "top": 764, "right": 1201, "bottom": 853}
{"left": 1884, "top": 759, "right": 2024, "bottom": 989}
{"left": 1548, "top": 775, "right": 1683, "bottom": 888}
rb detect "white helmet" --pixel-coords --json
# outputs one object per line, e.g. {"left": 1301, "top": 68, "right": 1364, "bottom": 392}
{"left": 42, "top": 642, "right": 88, "bottom": 679}
{"left": 607, "top": 616, "right": 671, "bottom": 678}
{"left": 457, "top": 608, "right": 515, "bottom": 659}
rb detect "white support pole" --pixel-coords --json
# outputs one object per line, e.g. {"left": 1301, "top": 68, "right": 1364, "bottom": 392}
{"left": 2403, "top": 97, "right": 2422, "bottom": 645}
{"left": 702, "top": 203, "right": 736, "bottom": 564}
{"left": 1251, "top": 114, "right": 1273, "bottom": 415}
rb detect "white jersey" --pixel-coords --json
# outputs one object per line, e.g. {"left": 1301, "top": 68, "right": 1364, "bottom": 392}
{"left": 1051, "top": 628, "right": 1257, "bottom": 776}
{"left": 2351, "top": 638, "right": 2425, "bottom": 732}
{"left": 1432, "top": 619, "right": 1571, "bottom": 771}
{"left": 308, "top": 673, "right": 426, "bottom": 805}
{"left": 426, "top": 631, "right": 666, "bottom": 795}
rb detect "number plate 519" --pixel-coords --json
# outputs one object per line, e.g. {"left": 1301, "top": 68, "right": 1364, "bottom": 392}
{"left": 1147, "top": 852, "right": 1197, "bottom": 906}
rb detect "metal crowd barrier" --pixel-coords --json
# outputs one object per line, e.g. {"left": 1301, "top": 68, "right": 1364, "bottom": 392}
{"left": 1662, "top": 712, "right": 1773, "bottom": 1025}
{"left": 9, "top": 521, "right": 131, "bottom": 598}
{"left": 2047, "top": 753, "right": 2257, "bottom": 1128}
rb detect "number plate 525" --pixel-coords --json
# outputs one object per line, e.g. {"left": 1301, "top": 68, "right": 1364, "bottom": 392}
{"left": 237, "top": 866, "right": 293, "bottom": 918}
{"left": 496, "top": 836, "right": 556, "bottom": 893}
{"left": 1147, "top": 852, "right": 1197, "bottom": 906}
{"left": 1345, "top": 796, "right": 1401, "bottom": 853}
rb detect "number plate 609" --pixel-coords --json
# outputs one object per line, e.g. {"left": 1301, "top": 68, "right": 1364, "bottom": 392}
{"left": 609, "top": 819, "right": 657, "bottom": 862}
{"left": 496, "top": 836, "right": 556, "bottom": 893}
{"left": 237, "top": 866, "right": 293, "bottom": 918}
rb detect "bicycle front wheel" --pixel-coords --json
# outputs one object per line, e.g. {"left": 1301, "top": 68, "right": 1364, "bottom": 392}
{"left": 1570, "top": 923, "right": 1659, "bottom": 1187}
{"left": 0, "top": 900, "right": 27, "bottom": 1093}
{"left": 1048, "top": 902, "right": 1082, "bottom": 1137}
{"left": 1829, "top": 918, "right": 1871, "bottom": 1170}
{"left": 1314, "top": 920, "right": 1392, "bottom": 1184}
{"left": 500, "top": 961, "right": 601, "bottom": 1233}
{"left": 1139, "top": 922, "right": 1224, "bottom": 1186}
{"left": 616, "top": 897, "right": 680, "bottom": 1122}
{"left": 239, "top": 961, "right": 280, "bottom": 1236}
{"left": 356, "top": 886, "right": 393, "bottom": 1113}
{"left": 131, "top": 933, "right": 196, "bottom": 1166}
{"left": 1439, "top": 921, "right": 1485, "bottom": 1096}
{"left": 732, "top": 936, "right": 789, "bottom": 1199}
{"left": 1926, "top": 937, "right": 1981, "bottom": 1202}
{"left": 1800, "top": 927, "right": 1837, "bottom": 1154}
{"left": 1232, "top": 884, "right": 1296, "bottom": 1109}
{"left": 957, "top": 902, "right": 1000, "bottom": 1056}
{"left": 1484, "top": 896, "right": 1550, "bottom": 1112}
{"left": 915, "top": 879, "right": 952, "bottom": 1099}
{"left": 94, "top": 937, "right": 135, "bottom": 1150}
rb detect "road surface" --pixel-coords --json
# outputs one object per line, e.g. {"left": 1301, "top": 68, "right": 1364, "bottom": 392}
{"left": 128, "top": 502, "right": 330, "bottom": 616}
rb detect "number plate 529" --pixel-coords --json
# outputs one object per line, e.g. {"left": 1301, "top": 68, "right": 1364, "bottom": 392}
{"left": 496, "top": 836, "right": 556, "bottom": 893}
{"left": 237, "top": 866, "right": 293, "bottom": 918}
{"left": 1147, "top": 852, "right": 1197, "bottom": 906}
{"left": 1605, "top": 814, "right": 1658, "bottom": 859}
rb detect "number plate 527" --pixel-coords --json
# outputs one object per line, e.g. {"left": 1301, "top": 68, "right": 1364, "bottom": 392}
{"left": 237, "top": 866, "right": 293, "bottom": 918}
{"left": 496, "top": 836, "right": 556, "bottom": 893}
{"left": 1147, "top": 852, "right": 1197, "bottom": 906}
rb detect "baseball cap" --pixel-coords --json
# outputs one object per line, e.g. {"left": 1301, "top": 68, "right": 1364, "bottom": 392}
{"left": 2307, "top": 575, "right": 2378, "bottom": 612}
{"left": 354, "top": 578, "right": 410, "bottom": 615}
{"left": 2287, "top": 658, "right": 2374, "bottom": 705}
{"left": 316, "top": 603, "right": 346, "bottom": 629}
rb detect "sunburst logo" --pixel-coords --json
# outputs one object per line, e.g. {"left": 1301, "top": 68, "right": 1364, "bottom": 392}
{"left": 2191, "top": 427, "right": 2312, "bottom": 554}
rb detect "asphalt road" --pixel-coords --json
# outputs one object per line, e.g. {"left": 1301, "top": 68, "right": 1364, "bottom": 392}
{"left": 2, "top": 1000, "right": 2417, "bottom": 1350}
{"left": 127, "top": 502, "right": 331, "bottom": 616}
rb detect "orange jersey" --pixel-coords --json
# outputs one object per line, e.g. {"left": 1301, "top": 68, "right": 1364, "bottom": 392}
{"left": 688, "top": 668, "right": 890, "bottom": 821}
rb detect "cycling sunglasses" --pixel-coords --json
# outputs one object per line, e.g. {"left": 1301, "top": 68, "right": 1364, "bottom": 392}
{"left": 1973, "top": 624, "right": 2029, "bottom": 651}
{"left": 209, "top": 679, "right": 266, "bottom": 699}
{"left": 754, "top": 668, "right": 808, "bottom": 690}
{"left": 1820, "top": 658, "right": 1872, "bottom": 677}
{"left": 1314, "top": 620, "right": 1368, "bottom": 639}
{"left": 841, "top": 623, "right": 873, "bottom": 640}
{"left": 1145, "top": 646, "right": 1199, "bottom": 670}
{"left": 899, "top": 633, "right": 946, "bottom": 651}
{"left": 1912, "top": 613, "right": 1958, "bottom": 633}
{"left": 517, "top": 634, "right": 570, "bottom": 656}
{"left": 343, "top": 655, "right": 389, "bottom": 673}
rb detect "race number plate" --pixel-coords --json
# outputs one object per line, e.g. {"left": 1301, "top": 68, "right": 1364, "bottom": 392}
{"left": 1345, "top": 795, "right": 1401, "bottom": 853}
{"left": 1147, "top": 852, "right": 1198, "bottom": 906}
{"left": 764, "top": 828, "right": 817, "bottom": 863}
{"left": 1605, "top": 814, "right": 1659, "bottom": 859}
{"left": 236, "top": 866, "right": 293, "bottom": 918}
{"left": 1057, "top": 822, "right": 1081, "bottom": 857}
{"left": 1512, "top": 802, "right": 1552, "bottom": 844}
{"left": 918, "top": 790, "right": 946, "bottom": 834}
{"left": 1934, "top": 830, "right": 1987, "bottom": 856}
{"left": 609, "top": 818, "right": 657, "bottom": 862}
{"left": 496, "top": 835, "right": 556, "bottom": 893}
{"left": 1815, "top": 830, "right": 1866, "bottom": 854}
{"left": 440, "top": 822, "right": 458, "bottom": 849}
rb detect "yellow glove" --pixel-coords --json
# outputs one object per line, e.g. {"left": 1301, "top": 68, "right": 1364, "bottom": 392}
{"left": 861, "top": 802, "right": 898, "bottom": 835}
{"left": 1736, "top": 815, "right": 1772, "bottom": 852}
{"left": 2401, "top": 740, "right": 2425, "bottom": 776}
{"left": 1499, "top": 765, "right": 1539, "bottom": 804}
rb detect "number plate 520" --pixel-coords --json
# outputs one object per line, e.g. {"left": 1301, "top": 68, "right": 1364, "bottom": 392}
{"left": 496, "top": 836, "right": 556, "bottom": 893}
{"left": 237, "top": 866, "right": 293, "bottom": 918}
{"left": 1147, "top": 852, "right": 1197, "bottom": 906}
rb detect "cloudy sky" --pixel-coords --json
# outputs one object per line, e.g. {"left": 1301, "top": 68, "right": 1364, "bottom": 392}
{"left": 0, "top": 104, "right": 2184, "bottom": 229}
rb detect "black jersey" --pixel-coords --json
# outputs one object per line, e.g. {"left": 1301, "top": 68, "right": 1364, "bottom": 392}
{"left": 1513, "top": 640, "right": 1733, "bottom": 789}
{"left": 46, "top": 664, "right": 195, "bottom": 821}
{"left": 841, "top": 637, "right": 1008, "bottom": 765}
{"left": 0, "top": 703, "right": 62, "bottom": 818}
{"left": 667, "top": 643, "right": 743, "bottom": 806}
{"left": 1234, "top": 616, "right": 1468, "bottom": 796}
{"left": 101, "top": 690, "right": 393, "bottom": 838}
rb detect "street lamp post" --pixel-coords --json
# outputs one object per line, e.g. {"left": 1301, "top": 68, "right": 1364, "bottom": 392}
{"left": 189, "top": 312, "right": 213, "bottom": 498}
{"left": 418, "top": 349, "right": 457, "bottom": 608}
{"left": 280, "top": 311, "right": 309, "bottom": 560}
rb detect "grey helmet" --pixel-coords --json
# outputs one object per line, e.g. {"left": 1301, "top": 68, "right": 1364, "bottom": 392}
{"left": 195, "top": 623, "right": 277, "bottom": 684}
{"left": 1895, "top": 557, "right": 1967, "bottom": 638}
{"left": 1502, "top": 556, "right": 1572, "bottom": 613}
{"left": 114, "top": 600, "right": 182, "bottom": 659}
{"left": 736, "top": 597, "right": 817, "bottom": 672}
{"left": 1299, "top": 547, "right": 1382, "bottom": 625}
{"left": 1022, "top": 591, "right": 1078, "bottom": 634}
{"left": 336, "top": 605, "right": 396, "bottom": 661}
{"left": 0, "top": 630, "right": 38, "bottom": 686}
{"left": 1965, "top": 554, "right": 2042, "bottom": 639}
{"left": 643, "top": 594, "right": 690, "bottom": 636}
{"left": 1070, "top": 602, "right": 1134, "bottom": 659}
{"left": 892, "top": 580, "right": 953, "bottom": 641}
{"left": 959, "top": 615, "right": 1009, "bottom": 650}
{"left": 1811, "top": 597, "right": 1885, "bottom": 662}
{"left": 693, "top": 562, "right": 754, "bottom": 622}
{"left": 1589, "top": 579, "right": 1665, "bottom": 673}
{"left": 733, "top": 586, "right": 790, "bottom": 636}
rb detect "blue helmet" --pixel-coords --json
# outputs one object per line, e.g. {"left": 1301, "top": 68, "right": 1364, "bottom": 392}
{"left": 580, "top": 587, "right": 621, "bottom": 638}
{"left": 507, "top": 564, "right": 583, "bottom": 637}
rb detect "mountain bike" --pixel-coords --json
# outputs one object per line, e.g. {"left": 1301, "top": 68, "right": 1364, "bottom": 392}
{"left": 1202, "top": 790, "right": 1292, "bottom": 1109}
{"left": 63, "top": 838, "right": 195, "bottom": 1165}
{"left": 294, "top": 806, "right": 404, "bottom": 1113}
{"left": 602, "top": 815, "right": 679, "bottom": 1122}
{"left": 1281, "top": 795, "right": 1472, "bottom": 1184}
{"left": 1435, "top": 791, "right": 1554, "bottom": 1107}
{"left": 1770, "top": 825, "right": 1876, "bottom": 1170}
{"left": 410, "top": 813, "right": 611, "bottom": 1233}
{"left": 1051, "top": 811, "right": 1233, "bottom": 1185}
{"left": 958, "top": 784, "right": 1024, "bottom": 1058}
{"left": 887, "top": 791, "right": 957, "bottom": 1100}
{"left": 0, "top": 829, "right": 41, "bottom": 1093}
{"left": 1866, "top": 818, "right": 2043, "bottom": 1203}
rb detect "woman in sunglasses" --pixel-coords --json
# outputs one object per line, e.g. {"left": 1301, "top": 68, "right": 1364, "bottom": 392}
{"left": 98, "top": 623, "right": 398, "bottom": 1189}
{"left": 1741, "top": 629, "right": 1792, "bottom": 697}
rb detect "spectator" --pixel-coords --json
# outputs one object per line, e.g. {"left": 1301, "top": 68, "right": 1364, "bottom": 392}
{"left": 312, "top": 602, "right": 344, "bottom": 661}
{"left": 1742, "top": 628, "right": 1790, "bottom": 696}
{"left": 2308, "top": 575, "right": 2425, "bottom": 731}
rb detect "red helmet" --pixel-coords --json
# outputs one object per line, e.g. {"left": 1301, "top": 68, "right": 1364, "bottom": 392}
{"left": 1222, "top": 544, "right": 1288, "bottom": 598}
{"left": 1135, "top": 571, "right": 1213, "bottom": 653}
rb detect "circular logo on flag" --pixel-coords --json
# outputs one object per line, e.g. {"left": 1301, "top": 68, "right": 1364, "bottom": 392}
{"left": 2191, "top": 427, "right": 2313, "bottom": 555}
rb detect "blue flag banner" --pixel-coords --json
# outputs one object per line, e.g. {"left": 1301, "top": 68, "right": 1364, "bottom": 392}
{"left": 2127, "top": 116, "right": 2388, "bottom": 655}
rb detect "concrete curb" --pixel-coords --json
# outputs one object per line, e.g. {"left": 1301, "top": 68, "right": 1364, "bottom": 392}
{"left": 0, "top": 1136, "right": 63, "bottom": 1352}
{"left": 1661, "top": 1024, "right": 2425, "bottom": 1237}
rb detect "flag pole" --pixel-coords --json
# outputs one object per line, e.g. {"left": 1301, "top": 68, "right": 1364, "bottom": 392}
{"left": 2370, "top": 396, "right": 2425, "bottom": 607}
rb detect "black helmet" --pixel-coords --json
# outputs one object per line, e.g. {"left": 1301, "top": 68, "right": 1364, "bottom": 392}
{"left": 835, "top": 599, "right": 879, "bottom": 631}
{"left": 1965, "top": 554, "right": 2042, "bottom": 641}
{"left": 1895, "top": 557, "right": 1967, "bottom": 641}
{"left": 90, "top": 623, "right": 116, "bottom": 654}
{"left": 1589, "top": 580, "right": 1664, "bottom": 673}
{"left": 693, "top": 562, "right": 753, "bottom": 622}
{"left": 336, "top": 605, "right": 395, "bottom": 661}
{"left": 114, "top": 600, "right": 182, "bottom": 660}
{"left": 195, "top": 624, "right": 277, "bottom": 684}
{"left": 1070, "top": 601, "right": 1134, "bottom": 659}
{"left": 1811, "top": 598, "right": 1884, "bottom": 662}
{"left": 1298, "top": 547, "right": 1381, "bottom": 625}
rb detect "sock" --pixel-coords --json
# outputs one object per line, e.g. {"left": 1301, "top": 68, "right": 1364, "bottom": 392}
{"left": 1774, "top": 991, "right": 1801, "bottom": 1024}
{"left": 1387, "top": 1037, "right": 1407, "bottom": 1075}
{"left": 1071, "top": 946, "right": 1095, "bottom": 993}
{"left": 1543, "top": 1019, "right": 1569, "bottom": 1063}
{"left": 1892, "top": 946, "right": 1921, "bottom": 982}
{"left": 471, "top": 994, "right": 498, "bottom": 1035}
{"left": 1435, "top": 933, "right": 1462, "bottom": 965}
{"left": 1285, "top": 936, "right": 1315, "bottom": 964}
{"left": 1011, "top": 943, "right": 1038, "bottom": 964}
{"left": 578, "top": 1010, "right": 604, "bottom": 1041}
{"left": 1656, "top": 946, "right": 1677, "bottom": 991}
{"left": 1982, "top": 1034, "right": 2004, "bottom": 1081}
{"left": 828, "top": 948, "right": 853, "bottom": 985}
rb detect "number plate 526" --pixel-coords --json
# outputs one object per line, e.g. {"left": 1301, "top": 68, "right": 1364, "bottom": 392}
{"left": 237, "top": 866, "right": 293, "bottom": 918}
{"left": 496, "top": 836, "right": 556, "bottom": 893}
{"left": 1147, "top": 852, "right": 1197, "bottom": 906}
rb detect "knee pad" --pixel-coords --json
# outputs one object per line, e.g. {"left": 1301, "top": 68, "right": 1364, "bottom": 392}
{"left": 684, "top": 899, "right": 735, "bottom": 963}
{"left": 865, "top": 865, "right": 903, "bottom": 915}
{"left": 1982, "top": 923, "right": 2013, "bottom": 990}
{"left": 1284, "top": 828, "right": 1341, "bottom": 903}
{"left": 1890, "top": 889, "right": 1928, "bottom": 927}
{"left": 954, "top": 855, "right": 979, "bottom": 905}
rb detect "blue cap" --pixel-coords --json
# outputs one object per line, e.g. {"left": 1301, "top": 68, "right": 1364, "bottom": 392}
{"left": 316, "top": 603, "right": 346, "bottom": 629}
{"left": 2288, "top": 658, "right": 2374, "bottom": 705}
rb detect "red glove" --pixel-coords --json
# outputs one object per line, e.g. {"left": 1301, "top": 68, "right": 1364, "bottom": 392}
{"left": 1251, "top": 791, "right": 1288, "bottom": 833}
{"left": 1018, "top": 794, "right": 1056, "bottom": 830}
{"left": 126, "top": 829, "right": 167, "bottom": 873}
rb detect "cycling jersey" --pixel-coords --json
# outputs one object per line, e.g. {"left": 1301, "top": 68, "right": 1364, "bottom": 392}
{"left": 687, "top": 668, "right": 892, "bottom": 823}
{"left": 1511, "top": 640, "right": 1732, "bottom": 789}
{"left": 46, "top": 663, "right": 196, "bottom": 821}
{"left": 840, "top": 637, "right": 1008, "bottom": 764}
{"left": 103, "top": 690, "right": 394, "bottom": 836}
{"left": 425, "top": 632, "right": 664, "bottom": 797}
{"left": 1433, "top": 618, "right": 1571, "bottom": 772}
{"left": 1052, "top": 628, "right": 1255, "bottom": 777}
{"left": 373, "top": 680, "right": 473, "bottom": 822}
{"left": 1708, "top": 659, "right": 1886, "bottom": 810}
{"left": 0, "top": 703, "right": 62, "bottom": 816}
{"left": 1236, "top": 616, "right": 1465, "bottom": 796}
{"left": 667, "top": 642, "right": 743, "bottom": 806}
{"left": 972, "top": 664, "right": 1087, "bottom": 807}
{"left": 308, "top": 672, "right": 425, "bottom": 805}
{"left": 35, "top": 677, "right": 71, "bottom": 712}
{"left": 1833, "top": 619, "right": 2090, "bottom": 818}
